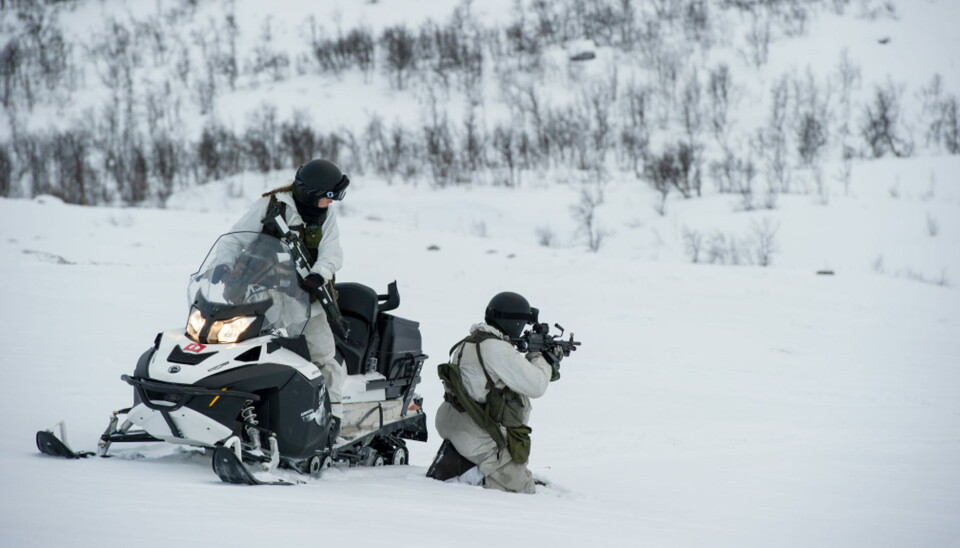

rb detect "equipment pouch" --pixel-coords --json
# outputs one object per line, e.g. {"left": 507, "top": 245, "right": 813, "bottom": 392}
{"left": 505, "top": 425, "right": 532, "bottom": 464}
{"left": 486, "top": 388, "right": 506, "bottom": 423}
{"left": 498, "top": 389, "right": 525, "bottom": 428}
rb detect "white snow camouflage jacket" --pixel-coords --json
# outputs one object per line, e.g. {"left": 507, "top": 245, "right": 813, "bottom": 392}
{"left": 229, "top": 190, "right": 343, "bottom": 280}
{"left": 454, "top": 323, "right": 552, "bottom": 425}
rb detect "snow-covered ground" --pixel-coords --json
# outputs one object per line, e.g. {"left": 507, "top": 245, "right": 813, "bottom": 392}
{"left": 1, "top": 161, "right": 958, "bottom": 546}
{"left": 2, "top": 0, "right": 960, "bottom": 545}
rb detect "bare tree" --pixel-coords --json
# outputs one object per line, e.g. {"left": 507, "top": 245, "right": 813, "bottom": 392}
{"left": 751, "top": 217, "right": 779, "bottom": 266}
{"left": 381, "top": 25, "right": 417, "bottom": 89}
{"left": 707, "top": 64, "right": 734, "bottom": 146}
{"left": 861, "top": 80, "right": 913, "bottom": 158}
{"left": 682, "top": 226, "right": 704, "bottom": 263}
{"left": 920, "top": 75, "right": 960, "bottom": 154}
{"left": 570, "top": 184, "right": 608, "bottom": 252}
{"left": 743, "top": 12, "right": 771, "bottom": 69}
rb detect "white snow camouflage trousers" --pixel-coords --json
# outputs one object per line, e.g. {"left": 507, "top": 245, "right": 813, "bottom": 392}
{"left": 304, "top": 300, "right": 346, "bottom": 418}
{"left": 435, "top": 401, "right": 537, "bottom": 494}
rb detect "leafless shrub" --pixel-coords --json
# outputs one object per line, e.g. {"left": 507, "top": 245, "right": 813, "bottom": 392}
{"left": 89, "top": 18, "right": 139, "bottom": 105}
{"left": 0, "top": 39, "right": 24, "bottom": 109}
{"left": 861, "top": 80, "right": 914, "bottom": 158}
{"left": 417, "top": 8, "right": 484, "bottom": 92}
{"left": 705, "top": 231, "right": 743, "bottom": 265}
{"left": 570, "top": 184, "right": 608, "bottom": 252}
{"left": 834, "top": 49, "right": 861, "bottom": 151}
{"left": 504, "top": 2, "right": 542, "bottom": 71}
{"left": 381, "top": 25, "right": 417, "bottom": 89}
{"left": 645, "top": 142, "right": 702, "bottom": 202}
{"left": 280, "top": 111, "right": 317, "bottom": 168}
{"left": 695, "top": 220, "right": 778, "bottom": 267}
{"left": 920, "top": 74, "right": 960, "bottom": 154}
{"left": 751, "top": 217, "right": 779, "bottom": 266}
{"left": 581, "top": 77, "right": 617, "bottom": 168}
{"left": 925, "top": 212, "right": 939, "bottom": 237}
{"left": 8, "top": 0, "right": 74, "bottom": 107}
{"left": 196, "top": 121, "right": 241, "bottom": 183}
{"left": 682, "top": 0, "right": 712, "bottom": 46}
{"left": 461, "top": 99, "right": 486, "bottom": 175}
{"left": 422, "top": 93, "right": 459, "bottom": 187}
{"left": 680, "top": 70, "right": 703, "bottom": 146}
{"left": 48, "top": 128, "right": 97, "bottom": 204}
{"left": 707, "top": 64, "right": 734, "bottom": 145}
{"left": 793, "top": 70, "right": 829, "bottom": 168}
{"left": 775, "top": 0, "right": 811, "bottom": 37}
{"left": 834, "top": 147, "right": 854, "bottom": 196}
{"left": 13, "top": 131, "right": 46, "bottom": 198}
{"left": 363, "top": 115, "right": 421, "bottom": 181}
{"left": 813, "top": 166, "right": 828, "bottom": 206}
{"left": 536, "top": 225, "right": 557, "bottom": 247}
{"left": 743, "top": 12, "right": 771, "bottom": 69}
{"left": 682, "top": 226, "right": 704, "bottom": 263}
{"left": 0, "top": 142, "right": 12, "bottom": 197}
{"left": 244, "top": 17, "right": 289, "bottom": 83}
{"left": 651, "top": 46, "right": 682, "bottom": 128}
{"left": 899, "top": 267, "right": 949, "bottom": 288}
{"left": 151, "top": 134, "right": 182, "bottom": 203}
{"left": 492, "top": 123, "right": 518, "bottom": 187}
{"left": 619, "top": 80, "right": 651, "bottom": 175}
{"left": 471, "top": 220, "right": 488, "bottom": 238}
{"left": 243, "top": 104, "right": 281, "bottom": 173}
{"left": 310, "top": 20, "right": 375, "bottom": 76}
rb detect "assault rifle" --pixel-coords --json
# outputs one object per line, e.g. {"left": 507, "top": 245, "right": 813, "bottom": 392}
{"left": 513, "top": 322, "right": 581, "bottom": 357}
{"left": 262, "top": 209, "right": 350, "bottom": 339}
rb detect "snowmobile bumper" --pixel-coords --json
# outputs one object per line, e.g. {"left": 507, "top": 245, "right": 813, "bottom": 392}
{"left": 121, "top": 375, "right": 259, "bottom": 446}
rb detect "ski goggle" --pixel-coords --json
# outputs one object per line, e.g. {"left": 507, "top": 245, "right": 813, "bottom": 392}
{"left": 486, "top": 307, "right": 539, "bottom": 325}
{"left": 293, "top": 175, "right": 349, "bottom": 202}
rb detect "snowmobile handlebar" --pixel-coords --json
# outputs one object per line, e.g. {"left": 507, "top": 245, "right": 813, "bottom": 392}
{"left": 376, "top": 281, "right": 400, "bottom": 312}
{"left": 122, "top": 375, "right": 261, "bottom": 412}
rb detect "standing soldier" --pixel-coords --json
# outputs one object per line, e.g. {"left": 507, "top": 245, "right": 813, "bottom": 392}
{"left": 429, "top": 292, "right": 564, "bottom": 494}
{"left": 226, "top": 158, "right": 349, "bottom": 428}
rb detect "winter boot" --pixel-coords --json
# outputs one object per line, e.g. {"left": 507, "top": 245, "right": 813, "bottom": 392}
{"left": 426, "top": 439, "right": 477, "bottom": 481}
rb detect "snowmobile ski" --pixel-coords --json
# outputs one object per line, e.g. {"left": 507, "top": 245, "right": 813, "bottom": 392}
{"left": 36, "top": 423, "right": 93, "bottom": 459}
{"left": 211, "top": 446, "right": 297, "bottom": 486}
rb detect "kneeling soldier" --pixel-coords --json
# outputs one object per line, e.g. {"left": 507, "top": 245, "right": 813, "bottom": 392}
{"left": 429, "top": 292, "right": 563, "bottom": 494}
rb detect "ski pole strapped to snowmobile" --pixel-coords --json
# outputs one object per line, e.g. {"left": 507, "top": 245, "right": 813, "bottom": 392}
{"left": 262, "top": 209, "right": 350, "bottom": 339}
{"left": 512, "top": 322, "right": 581, "bottom": 357}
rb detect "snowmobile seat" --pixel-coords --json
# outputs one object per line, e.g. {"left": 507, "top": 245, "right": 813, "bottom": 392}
{"left": 334, "top": 282, "right": 379, "bottom": 375}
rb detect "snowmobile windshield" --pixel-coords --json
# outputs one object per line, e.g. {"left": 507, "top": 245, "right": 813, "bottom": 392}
{"left": 187, "top": 232, "right": 311, "bottom": 338}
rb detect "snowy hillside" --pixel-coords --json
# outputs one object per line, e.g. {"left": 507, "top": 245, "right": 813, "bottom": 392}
{"left": 1, "top": 0, "right": 959, "bottom": 546}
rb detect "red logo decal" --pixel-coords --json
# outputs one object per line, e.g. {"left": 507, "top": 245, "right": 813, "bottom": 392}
{"left": 183, "top": 343, "right": 206, "bottom": 353}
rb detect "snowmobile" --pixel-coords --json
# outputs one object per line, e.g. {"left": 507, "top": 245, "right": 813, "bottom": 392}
{"left": 36, "top": 231, "right": 428, "bottom": 485}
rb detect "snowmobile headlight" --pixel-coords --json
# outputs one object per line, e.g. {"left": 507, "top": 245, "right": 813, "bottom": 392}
{"left": 209, "top": 316, "right": 256, "bottom": 344}
{"left": 186, "top": 308, "right": 205, "bottom": 341}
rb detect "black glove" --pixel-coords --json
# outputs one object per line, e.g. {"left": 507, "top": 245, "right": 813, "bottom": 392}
{"left": 211, "top": 264, "right": 231, "bottom": 284}
{"left": 301, "top": 273, "right": 326, "bottom": 295}
{"left": 542, "top": 347, "right": 563, "bottom": 381}
{"left": 542, "top": 346, "right": 564, "bottom": 365}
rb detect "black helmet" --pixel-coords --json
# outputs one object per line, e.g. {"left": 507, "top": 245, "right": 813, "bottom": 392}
{"left": 485, "top": 292, "right": 538, "bottom": 338}
{"left": 293, "top": 159, "right": 350, "bottom": 203}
